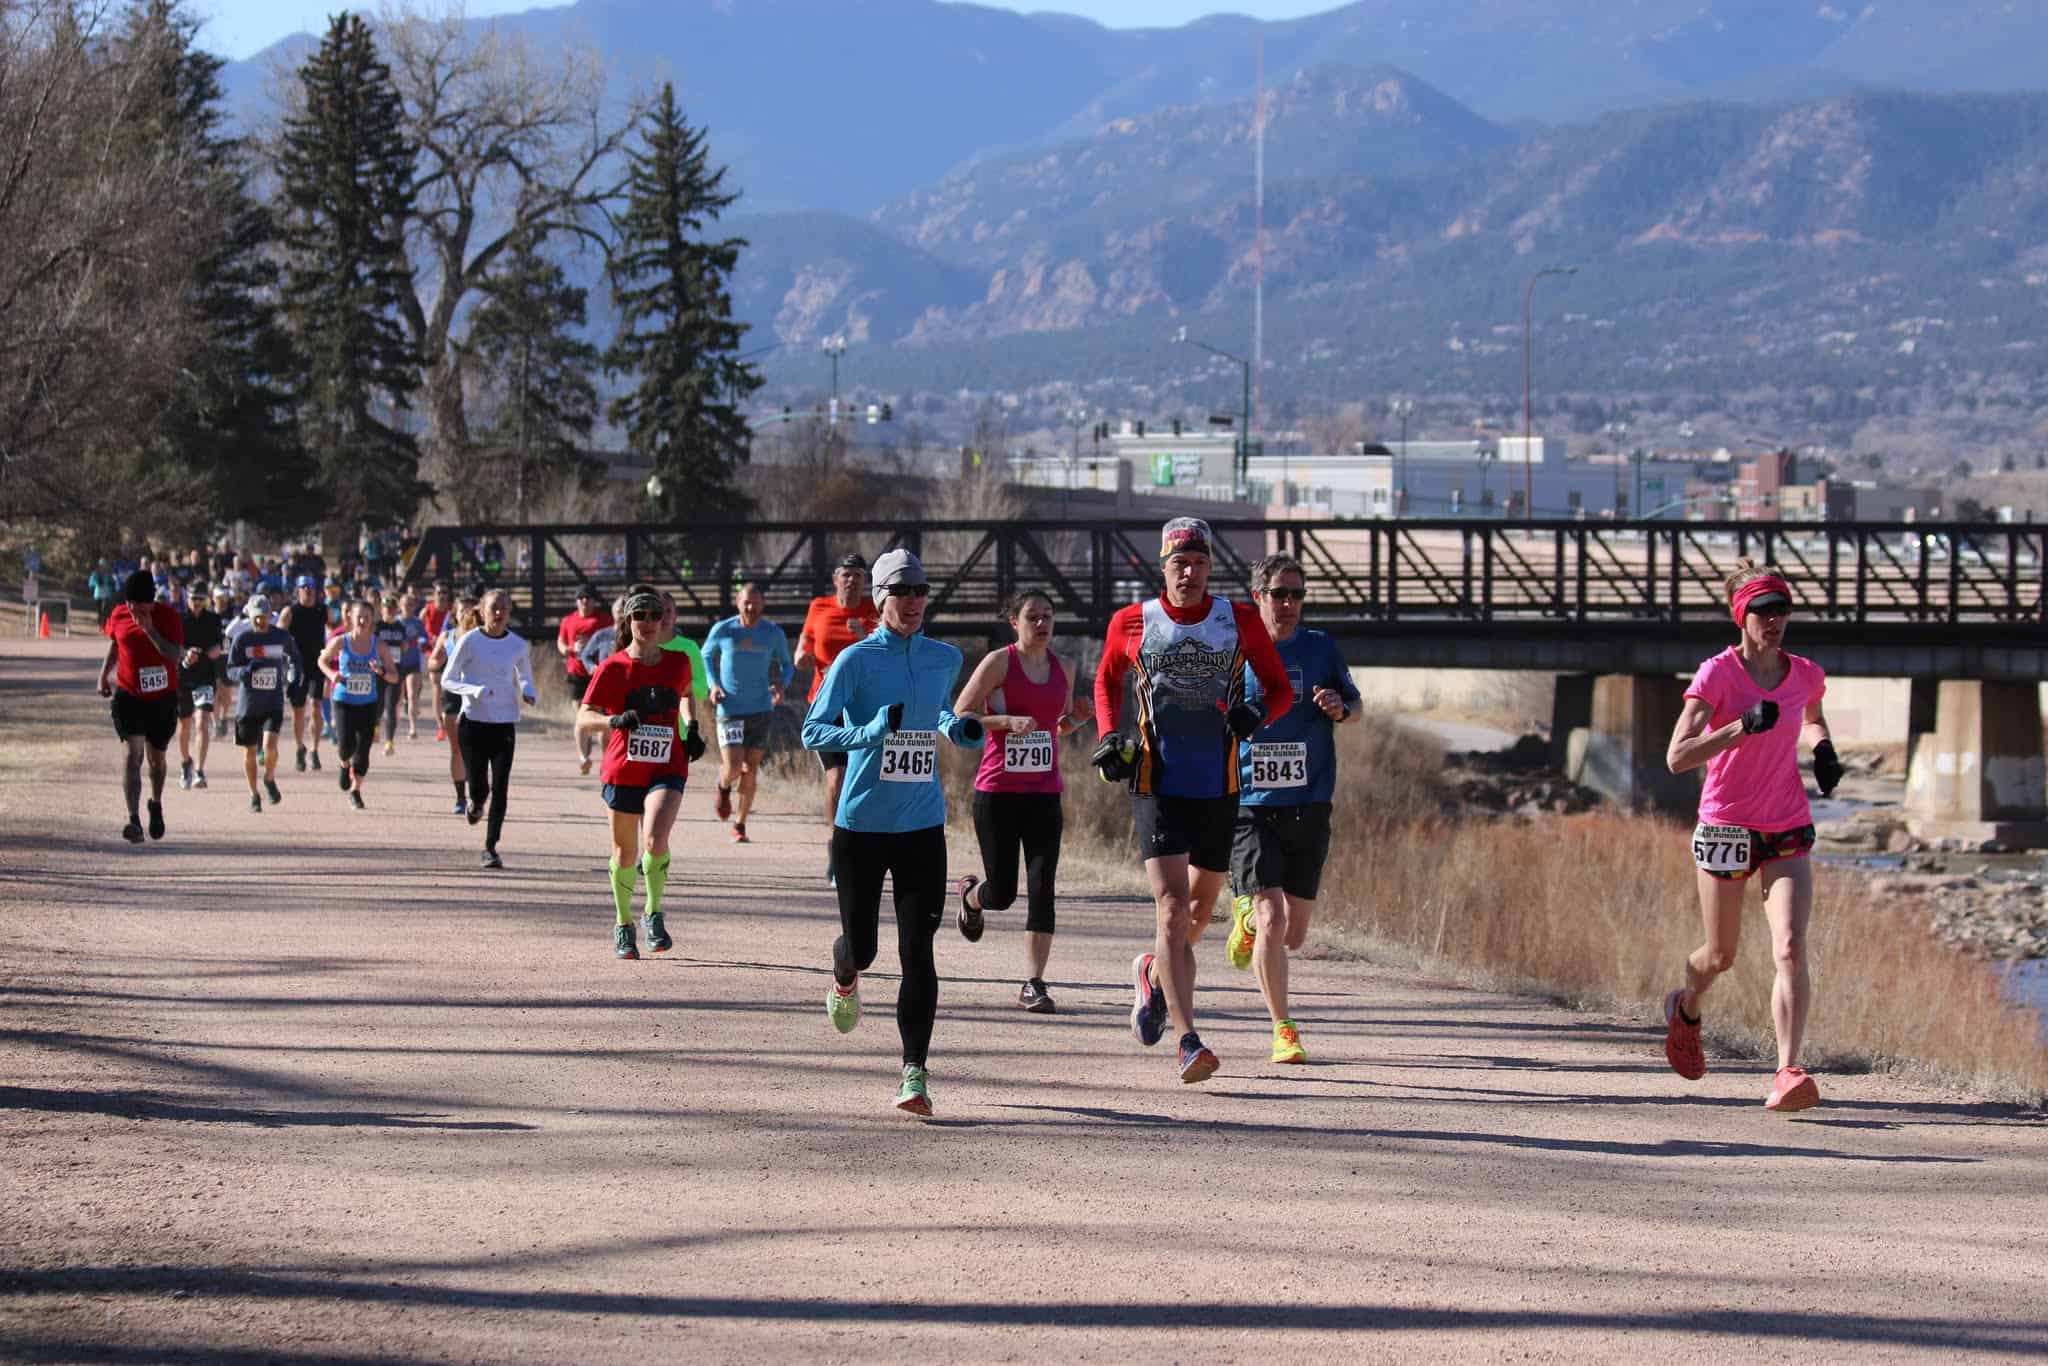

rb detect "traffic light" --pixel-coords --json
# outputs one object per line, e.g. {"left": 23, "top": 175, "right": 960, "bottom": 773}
{"left": 1172, "top": 418, "right": 1183, "bottom": 436}
{"left": 881, "top": 402, "right": 892, "bottom": 422}
{"left": 1136, "top": 421, "right": 1146, "bottom": 437}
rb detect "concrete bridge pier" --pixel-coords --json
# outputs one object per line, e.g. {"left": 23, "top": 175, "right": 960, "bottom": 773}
{"left": 1559, "top": 673, "right": 1699, "bottom": 815}
{"left": 1904, "top": 680, "right": 2048, "bottom": 847}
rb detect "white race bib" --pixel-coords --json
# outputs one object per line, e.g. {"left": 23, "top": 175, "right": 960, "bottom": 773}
{"left": 879, "top": 729, "right": 937, "bottom": 783}
{"left": 720, "top": 718, "right": 747, "bottom": 749}
{"left": 1249, "top": 742, "right": 1309, "bottom": 788}
{"left": 250, "top": 666, "right": 279, "bottom": 693}
{"left": 1004, "top": 729, "right": 1054, "bottom": 774}
{"left": 626, "top": 723, "right": 673, "bottom": 765}
{"left": 138, "top": 665, "right": 169, "bottom": 693}
{"left": 191, "top": 686, "right": 215, "bottom": 708}
{"left": 343, "top": 672, "right": 375, "bottom": 698}
{"left": 1691, "top": 823, "right": 1754, "bottom": 875}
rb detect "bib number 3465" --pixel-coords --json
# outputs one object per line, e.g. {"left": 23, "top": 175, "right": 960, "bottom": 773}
{"left": 880, "top": 730, "right": 937, "bottom": 782}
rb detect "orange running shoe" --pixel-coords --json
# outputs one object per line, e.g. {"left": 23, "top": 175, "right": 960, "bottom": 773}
{"left": 1765, "top": 1066, "right": 1820, "bottom": 1112}
{"left": 730, "top": 824, "right": 749, "bottom": 844}
{"left": 1662, "top": 987, "right": 1706, "bottom": 1080}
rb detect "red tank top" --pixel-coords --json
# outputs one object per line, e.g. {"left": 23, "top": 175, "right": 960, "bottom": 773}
{"left": 973, "top": 646, "right": 1068, "bottom": 795}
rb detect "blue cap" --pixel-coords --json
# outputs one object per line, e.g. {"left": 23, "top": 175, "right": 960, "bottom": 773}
{"left": 295, "top": 575, "right": 316, "bottom": 589}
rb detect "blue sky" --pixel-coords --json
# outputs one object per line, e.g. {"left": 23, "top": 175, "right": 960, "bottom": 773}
{"left": 192, "top": 1, "right": 1332, "bottom": 61}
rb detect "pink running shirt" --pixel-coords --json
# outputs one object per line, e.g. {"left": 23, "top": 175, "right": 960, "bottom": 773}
{"left": 972, "top": 646, "right": 1069, "bottom": 795}
{"left": 1686, "top": 647, "right": 1826, "bottom": 831}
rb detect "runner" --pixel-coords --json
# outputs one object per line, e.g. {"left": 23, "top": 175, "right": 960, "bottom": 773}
{"left": 1092, "top": 517, "right": 1293, "bottom": 1084}
{"left": 702, "top": 581, "right": 793, "bottom": 844}
{"left": 440, "top": 588, "right": 537, "bottom": 868}
{"left": 578, "top": 595, "right": 624, "bottom": 677}
{"left": 795, "top": 553, "right": 879, "bottom": 883}
{"left": 279, "top": 576, "right": 329, "bottom": 772}
{"left": 421, "top": 580, "right": 454, "bottom": 739}
{"left": 397, "top": 590, "right": 428, "bottom": 740}
{"left": 574, "top": 584, "right": 704, "bottom": 958}
{"left": 175, "top": 581, "right": 226, "bottom": 791}
{"left": 802, "top": 549, "right": 984, "bottom": 1118}
{"left": 97, "top": 569, "right": 184, "bottom": 843}
{"left": 951, "top": 589, "right": 1089, "bottom": 1013}
{"left": 319, "top": 600, "right": 400, "bottom": 811}
{"left": 374, "top": 595, "right": 413, "bottom": 755}
{"left": 225, "top": 596, "right": 304, "bottom": 813}
{"left": 427, "top": 594, "right": 483, "bottom": 814}
{"left": 558, "top": 585, "right": 613, "bottom": 774}
{"left": 1222, "top": 554, "right": 1361, "bottom": 1065}
{"left": 1662, "top": 560, "right": 1841, "bottom": 1113}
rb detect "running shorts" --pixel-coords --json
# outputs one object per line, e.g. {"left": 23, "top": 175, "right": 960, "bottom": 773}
{"left": 1230, "top": 802, "right": 1334, "bottom": 902}
{"left": 441, "top": 692, "right": 463, "bottom": 718}
{"left": 234, "top": 711, "right": 285, "bottom": 748}
{"left": 717, "top": 711, "right": 773, "bottom": 754}
{"left": 566, "top": 669, "right": 591, "bottom": 703}
{"left": 176, "top": 683, "right": 218, "bottom": 718}
{"left": 1691, "top": 823, "right": 1816, "bottom": 882}
{"left": 602, "top": 775, "right": 687, "bottom": 815}
{"left": 111, "top": 690, "right": 177, "bottom": 750}
{"left": 816, "top": 748, "right": 848, "bottom": 773}
{"left": 1128, "top": 792, "right": 1237, "bottom": 872}
{"left": 287, "top": 673, "right": 325, "bottom": 708}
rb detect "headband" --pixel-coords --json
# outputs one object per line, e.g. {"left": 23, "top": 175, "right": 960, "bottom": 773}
{"left": 1730, "top": 575, "right": 1792, "bottom": 626}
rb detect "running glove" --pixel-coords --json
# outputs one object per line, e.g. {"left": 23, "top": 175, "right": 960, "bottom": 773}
{"left": 886, "top": 702, "right": 904, "bottom": 731}
{"left": 1091, "top": 734, "right": 1136, "bottom": 783}
{"left": 1812, "top": 738, "right": 1844, "bottom": 796}
{"left": 1226, "top": 701, "right": 1266, "bottom": 741}
{"left": 609, "top": 709, "right": 641, "bottom": 732}
{"left": 683, "top": 720, "right": 705, "bottom": 761}
{"left": 1740, "top": 699, "right": 1779, "bottom": 735}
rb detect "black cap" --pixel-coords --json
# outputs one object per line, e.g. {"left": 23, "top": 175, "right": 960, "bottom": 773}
{"left": 575, "top": 584, "right": 597, "bottom": 599}
{"left": 835, "top": 553, "right": 867, "bottom": 572}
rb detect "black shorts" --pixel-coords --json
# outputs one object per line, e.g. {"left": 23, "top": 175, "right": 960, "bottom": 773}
{"left": 1230, "top": 802, "right": 1334, "bottom": 902}
{"left": 176, "top": 683, "right": 218, "bottom": 718}
{"left": 566, "top": 670, "right": 591, "bottom": 703}
{"left": 602, "top": 775, "right": 686, "bottom": 815}
{"left": 441, "top": 693, "right": 463, "bottom": 718}
{"left": 817, "top": 747, "right": 848, "bottom": 772}
{"left": 111, "top": 690, "right": 177, "bottom": 750}
{"left": 288, "top": 672, "right": 324, "bottom": 708}
{"left": 717, "top": 711, "right": 772, "bottom": 754}
{"left": 234, "top": 711, "right": 285, "bottom": 748}
{"left": 1129, "top": 792, "right": 1237, "bottom": 872}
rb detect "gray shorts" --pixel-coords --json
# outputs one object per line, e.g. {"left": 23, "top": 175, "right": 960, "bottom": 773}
{"left": 716, "top": 710, "right": 772, "bottom": 754}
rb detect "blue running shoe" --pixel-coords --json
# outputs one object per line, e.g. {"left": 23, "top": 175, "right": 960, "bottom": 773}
{"left": 1177, "top": 1033, "right": 1219, "bottom": 1084}
{"left": 1129, "top": 952, "right": 1166, "bottom": 1047}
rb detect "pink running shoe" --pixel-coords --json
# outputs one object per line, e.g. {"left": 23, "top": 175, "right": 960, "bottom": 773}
{"left": 1765, "top": 1066, "right": 1820, "bottom": 1112}
{"left": 1662, "top": 988, "right": 1706, "bottom": 1080}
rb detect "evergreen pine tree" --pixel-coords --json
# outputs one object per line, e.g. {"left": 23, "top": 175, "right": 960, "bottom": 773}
{"left": 603, "top": 83, "right": 760, "bottom": 523}
{"left": 276, "top": 11, "right": 425, "bottom": 534}
{"left": 461, "top": 232, "right": 600, "bottom": 520}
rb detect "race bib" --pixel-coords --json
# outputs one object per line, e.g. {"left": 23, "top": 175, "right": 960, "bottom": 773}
{"left": 1691, "top": 823, "right": 1754, "bottom": 875}
{"left": 626, "top": 723, "right": 673, "bottom": 765}
{"left": 343, "top": 672, "right": 375, "bottom": 698}
{"left": 879, "top": 729, "right": 937, "bottom": 783}
{"left": 250, "top": 666, "right": 279, "bottom": 693}
{"left": 720, "top": 718, "right": 747, "bottom": 749}
{"left": 1249, "top": 742, "right": 1309, "bottom": 788}
{"left": 191, "top": 686, "right": 215, "bottom": 708}
{"left": 1004, "top": 729, "right": 1054, "bottom": 774}
{"left": 138, "top": 665, "right": 169, "bottom": 693}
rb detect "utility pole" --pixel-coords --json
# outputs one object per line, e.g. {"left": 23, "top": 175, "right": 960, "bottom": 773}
{"left": 1522, "top": 265, "right": 1577, "bottom": 517}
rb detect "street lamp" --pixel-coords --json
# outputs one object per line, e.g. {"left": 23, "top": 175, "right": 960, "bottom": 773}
{"left": 820, "top": 334, "right": 847, "bottom": 423}
{"left": 1523, "top": 265, "right": 1577, "bottom": 517}
{"left": 1389, "top": 397, "right": 1416, "bottom": 517}
{"left": 1175, "top": 325, "right": 1251, "bottom": 493}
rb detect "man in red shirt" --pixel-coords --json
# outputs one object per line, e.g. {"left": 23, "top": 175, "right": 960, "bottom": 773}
{"left": 1093, "top": 517, "right": 1293, "bottom": 1084}
{"left": 98, "top": 569, "right": 187, "bottom": 844}
{"left": 557, "top": 584, "right": 614, "bottom": 774}
{"left": 795, "top": 553, "right": 879, "bottom": 883}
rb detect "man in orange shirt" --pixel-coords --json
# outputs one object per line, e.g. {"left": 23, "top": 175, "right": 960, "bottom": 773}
{"left": 795, "top": 553, "right": 878, "bottom": 883}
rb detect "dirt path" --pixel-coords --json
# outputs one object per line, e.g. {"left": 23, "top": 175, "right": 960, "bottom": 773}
{"left": 2, "top": 634, "right": 2044, "bottom": 1363}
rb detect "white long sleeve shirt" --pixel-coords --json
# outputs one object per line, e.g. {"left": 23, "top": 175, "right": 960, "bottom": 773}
{"left": 440, "top": 626, "right": 537, "bottom": 724}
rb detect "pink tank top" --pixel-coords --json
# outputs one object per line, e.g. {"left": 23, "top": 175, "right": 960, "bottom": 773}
{"left": 973, "top": 646, "right": 1068, "bottom": 794}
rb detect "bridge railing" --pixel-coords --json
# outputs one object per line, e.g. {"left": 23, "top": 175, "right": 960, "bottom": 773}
{"left": 402, "top": 519, "right": 2048, "bottom": 640}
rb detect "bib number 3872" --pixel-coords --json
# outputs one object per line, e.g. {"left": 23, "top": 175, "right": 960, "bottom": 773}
{"left": 880, "top": 730, "right": 937, "bottom": 782}
{"left": 1691, "top": 823, "right": 1754, "bottom": 875}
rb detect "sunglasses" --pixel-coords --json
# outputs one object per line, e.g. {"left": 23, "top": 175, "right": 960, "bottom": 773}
{"left": 1262, "top": 587, "right": 1307, "bottom": 602}
{"left": 884, "top": 583, "right": 930, "bottom": 599}
{"left": 629, "top": 609, "right": 663, "bottom": 622}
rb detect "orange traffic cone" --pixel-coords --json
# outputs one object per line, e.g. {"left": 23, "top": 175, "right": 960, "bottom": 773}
{"left": 38, "top": 610, "right": 49, "bottom": 638}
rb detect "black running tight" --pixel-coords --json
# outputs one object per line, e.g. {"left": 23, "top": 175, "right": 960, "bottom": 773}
{"left": 970, "top": 790, "right": 1063, "bottom": 935}
{"left": 458, "top": 718, "right": 517, "bottom": 850}
{"left": 830, "top": 824, "right": 945, "bottom": 1067}
{"left": 333, "top": 702, "right": 378, "bottom": 777}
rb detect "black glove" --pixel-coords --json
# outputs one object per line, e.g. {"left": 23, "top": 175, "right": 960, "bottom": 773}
{"left": 609, "top": 709, "right": 641, "bottom": 733}
{"left": 1091, "top": 734, "right": 1136, "bottom": 783}
{"left": 957, "top": 715, "right": 984, "bottom": 745}
{"left": 1812, "top": 738, "right": 1844, "bottom": 797}
{"left": 1226, "top": 701, "right": 1266, "bottom": 741}
{"left": 683, "top": 720, "right": 705, "bottom": 761}
{"left": 1739, "top": 699, "right": 1779, "bottom": 735}
{"left": 886, "top": 702, "right": 904, "bottom": 732}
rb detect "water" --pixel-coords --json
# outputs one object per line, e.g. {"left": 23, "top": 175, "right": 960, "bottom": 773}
{"left": 2004, "top": 960, "right": 2048, "bottom": 1036}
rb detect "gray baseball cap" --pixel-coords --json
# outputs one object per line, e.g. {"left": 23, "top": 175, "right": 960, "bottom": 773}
{"left": 869, "top": 548, "right": 928, "bottom": 608}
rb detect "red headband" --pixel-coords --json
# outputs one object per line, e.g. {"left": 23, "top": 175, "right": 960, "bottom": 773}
{"left": 1730, "top": 575, "right": 1792, "bottom": 626}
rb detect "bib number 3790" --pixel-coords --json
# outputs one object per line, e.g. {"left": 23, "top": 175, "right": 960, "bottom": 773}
{"left": 1691, "top": 823, "right": 1753, "bottom": 875}
{"left": 880, "top": 730, "right": 937, "bottom": 782}
{"left": 1004, "top": 729, "right": 1054, "bottom": 774}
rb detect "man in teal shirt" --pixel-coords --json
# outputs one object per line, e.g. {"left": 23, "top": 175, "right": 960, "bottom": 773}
{"left": 701, "top": 582, "right": 793, "bottom": 842}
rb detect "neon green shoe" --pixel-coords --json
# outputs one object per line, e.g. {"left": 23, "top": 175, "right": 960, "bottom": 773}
{"left": 827, "top": 977, "right": 861, "bottom": 1034}
{"left": 895, "top": 1064, "right": 932, "bottom": 1118}
{"left": 1226, "top": 894, "right": 1257, "bottom": 971}
{"left": 1271, "top": 1019, "right": 1308, "bottom": 1065}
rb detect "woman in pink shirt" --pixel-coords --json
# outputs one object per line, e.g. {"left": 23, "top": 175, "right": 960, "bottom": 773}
{"left": 1662, "top": 559, "right": 1845, "bottom": 1113}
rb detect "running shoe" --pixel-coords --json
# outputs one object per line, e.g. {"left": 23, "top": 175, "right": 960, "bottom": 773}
{"left": 1662, "top": 987, "right": 1706, "bottom": 1081}
{"left": 827, "top": 978, "right": 861, "bottom": 1034}
{"left": 1177, "top": 1033, "right": 1219, "bottom": 1084}
{"left": 894, "top": 1064, "right": 932, "bottom": 1118}
{"left": 179, "top": 759, "right": 193, "bottom": 790}
{"left": 248, "top": 794, "right": 262, "bottom": 814}
{"left": 435, "top": 723, "right": 446, "bottom": 742}
{"left": 479, "top": 849, "right": 503, "bottom": 870}
{"left": 309, "top": 750, "right": 321, "bottom": 771}
{"left": 1271, "top": 1020, "right": 1308, "bottom": 1065}
{"left": 383, "top": 738, "right": 395, "bottom": 756}
{"left": 408, "top": 725, "right": 418, "bottom": 741}
{"left": 614, "top": 922, "right": 638, "bottom": 960}
{"left": 1765, "top": 1066, "right": 1820, "bottom": 1113}
{"left": 264, "top": 778, "right": 282, "bottom": 806}
{"left": 579, "top": 756, "right": 593, "bottom": 776}
{"left": 466, "top": 801, "right": 483, "bottom": 827}
{"left": 146, "top": 800, "right": 165, "bottom": 841}
{"left": 644, "top": 911, "right": 673, "bottom": 953}
{"left": 348, "top": 790, "right": 366, "bottom": 812}
{"left": 338, "top": 770, "right": 352, "bottom": 792}
{"left": 1129, "top": 953, "right": 1167, "bottom": 1047}
{"left": 730, "top": 824, "right": 749, "bottom": 844}
{"left": 121, "top": 820, "right": 144, "bottom": 845}
{"left": 296, "top": 745, "right": 307, "bottom": 772}
{"left": 1017, "top": 978, "right": 1055, "bottom": 1014}
{"left": 714, "top": 784, "right": 732, "bottom": 821}
{"left": 956, "top": 875, "right": 984, "bottom": 943}
{"left": 453, "top": 797, "right": 468, "bottom": 816}
{"left": 1226, "top": 894, "right": 1257, "bottom": 971}
{"left": 192, "top": 771, "right": 206, "bottom": 789}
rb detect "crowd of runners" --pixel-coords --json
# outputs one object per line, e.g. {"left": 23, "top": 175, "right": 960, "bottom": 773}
{"left": 89, "top": 518, "right": 1838, "bottom": 1121}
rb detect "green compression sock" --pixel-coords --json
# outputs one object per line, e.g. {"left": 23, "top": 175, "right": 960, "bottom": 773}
{"left": 641, "top": 851, "right": 672, "bottom": 918}
{"left": 609, "top": 858, "right": 638, "bottom": 926}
